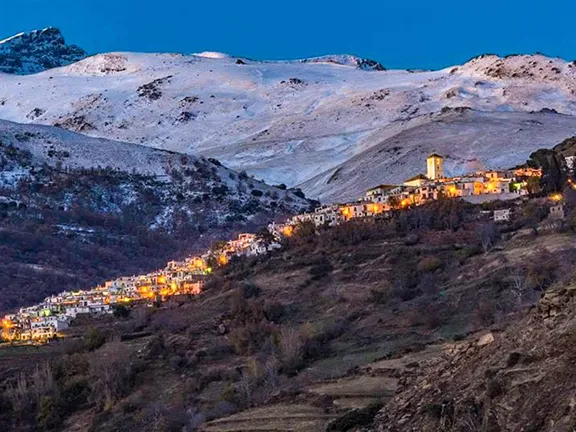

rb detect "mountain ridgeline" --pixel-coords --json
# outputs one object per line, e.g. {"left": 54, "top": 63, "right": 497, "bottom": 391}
{"left": 1, "top": 29, "right": 576, "bottom": 202}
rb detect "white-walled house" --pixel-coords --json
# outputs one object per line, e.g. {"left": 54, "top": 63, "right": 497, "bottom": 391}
{"left": 494, "top": 209, "right": 512, "bottom": 222}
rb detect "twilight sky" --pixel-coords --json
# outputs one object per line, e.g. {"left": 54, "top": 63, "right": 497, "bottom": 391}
{"left": 1, "top": 0, "right": 575, "bottom": 70}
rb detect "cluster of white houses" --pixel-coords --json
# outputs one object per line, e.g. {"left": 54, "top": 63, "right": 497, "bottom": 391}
{"left": 1, "top": 233, "right": 276, "bottom": 343}
{"left": 278, "top": 154, "right": 541, "bottom": 229}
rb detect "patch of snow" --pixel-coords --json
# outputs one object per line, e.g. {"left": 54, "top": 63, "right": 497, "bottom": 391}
{"left": 193, "top": 51, "right": 231, "bottom": 59}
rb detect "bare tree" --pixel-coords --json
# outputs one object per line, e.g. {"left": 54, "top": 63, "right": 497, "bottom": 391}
{"left": 4, "top": 373, "right": 31, "bottom": 416}
{"left": 279, "top": 327, "right": 304, "bottom": 375}
{"left": 89, "top": 339, "right": 133, "bottom": 410}
{"left": 478, "top": 223, "right": 500, "bottom": 253}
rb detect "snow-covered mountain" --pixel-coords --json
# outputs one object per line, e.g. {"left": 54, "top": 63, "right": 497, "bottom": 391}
{"left": 302, "top": 109, "right": 576, "bottom": 202}
{"left": 1, "top": 28, "right": 575, "bottom": 202}
{"left": 0, "top": 27, "right": 87, "bottom": 75}
{"left": 0, "top": 119, "right": 312, "bottom": 220}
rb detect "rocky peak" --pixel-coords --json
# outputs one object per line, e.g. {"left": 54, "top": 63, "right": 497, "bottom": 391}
{"left": 452, "top": 53, "right": 576, "bottom": 83}
{"left": 0, "top": 27, "right": 87, "bottom": 75}
{"left": 299, "top": 54, "right": 385, "bottom": 71}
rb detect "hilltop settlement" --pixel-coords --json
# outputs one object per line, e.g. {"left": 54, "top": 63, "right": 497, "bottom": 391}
{"left": 1, "top": 154, "right": 545, "bottom": 343}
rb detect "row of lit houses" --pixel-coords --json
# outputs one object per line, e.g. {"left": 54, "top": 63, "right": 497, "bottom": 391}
{"left": 276, "top": 154, "right": 541, "bottom": 230}
{"left": 1, "top": 233, "right": 277, "bottom": 343}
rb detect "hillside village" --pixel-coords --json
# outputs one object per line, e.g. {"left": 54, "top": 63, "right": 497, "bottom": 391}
{"left": 0, "top": 233, "right": 273, "bottom": 343}
{"left": 0, "top": 154, "right": 551, "bottom": 344}
{"left": 275, "top": 154, "right": 542, "bottom": 231}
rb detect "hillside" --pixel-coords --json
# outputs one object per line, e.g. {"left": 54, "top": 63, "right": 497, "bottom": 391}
{"left": 0, "top": 122, "right": 312, "bottom": 312}
{"left": 0, "top": 30, "right": 576, "bottom": 199}
{"left": 1, "top": 198, "right": 574, "bottom": 431}
{"left": 370, "top": 275, "right": 576, "bottom": 431}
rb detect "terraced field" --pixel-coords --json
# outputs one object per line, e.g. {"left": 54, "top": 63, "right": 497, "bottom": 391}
{"left": 201, "top": 342, "right": 455, "bottom": 431}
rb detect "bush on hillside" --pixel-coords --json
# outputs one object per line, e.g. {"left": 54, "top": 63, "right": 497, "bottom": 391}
{"left": 417, "top": 256, "right": 442, "bottom": 273}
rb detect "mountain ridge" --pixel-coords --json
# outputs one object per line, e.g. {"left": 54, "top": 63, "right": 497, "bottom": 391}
{"left": 1, "top": 28, "right": 576, "bottom": 202}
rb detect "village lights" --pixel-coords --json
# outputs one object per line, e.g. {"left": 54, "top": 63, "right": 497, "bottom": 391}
{"left": 1, "top": 319, "right": 13, "bottom": 329}
{"left": 1, "top": 154, "right": 545, "bottom": 346}
{"left": 550, "top": 193, "right": 563, "bottom": 202}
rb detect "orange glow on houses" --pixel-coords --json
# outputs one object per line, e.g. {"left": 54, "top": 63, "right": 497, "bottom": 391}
{"left": 446, "top": 185, "right": 458, "bottom": 197}
{"left": 282, "top": 225, "right": 294, "bottom": 237}
{"left": 485, "top": 182, "right": 497, "bottom": 192}
{"left": 1, "top": 319, "right": 13, "bottom": 329}
{"left": 138, "top": 285, "right": 155, "bottom": 299}
{"left": 218, "top": 254, "right": 229, "bottom": 266}
{"left": 340, "top": 207, "right": 352, "bottom": 220}
{"left": 157, "top": 275, "right": 167, "bottom": 285}
{"left": 550, "top": 193, "right": 563, "bottom": 202}
{"left": 182, "top": 282, "right": 203, "bottom": 295}
{"left": 370, "top": 203, "right": 383, "bottom": 214}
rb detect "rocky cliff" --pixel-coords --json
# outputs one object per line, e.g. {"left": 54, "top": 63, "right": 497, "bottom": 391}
{"left": 0, "top": 27, "right": 87, "bottom": 74}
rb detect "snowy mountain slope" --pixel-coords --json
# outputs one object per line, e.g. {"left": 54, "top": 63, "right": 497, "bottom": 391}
{"left": 1, "top": 29, "right": 576, "bottom": 201}
{"left": 0, "top": 28, "right": 87, "bottom": 75}
{"left": 0, "top": 119, "right": 312, "bottom": 219}
{"left": 300, "top": 109, "right": 576, "bottom": 202}
{"left": 0, "top": 119, "right": 178, "bottom": 176}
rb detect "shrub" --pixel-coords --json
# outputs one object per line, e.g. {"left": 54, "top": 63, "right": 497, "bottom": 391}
{"left": 241, "top": 282, "right": 261, "bottom": 299}
{"left": 36, "top": 395, "right": 64, "bottom": 431}
{"left": 112, "top": 304, "right": 131, "bottom": 319}
{"left": 309, "top": 257, "right": 334, "bottom": 280}
{"left": 88, "top": 340, "right": 134, "bottom": 410}
{"left": 212, "top": 185, "right": 228, "bottom": 196}
{"left": 278, "top": 328, "right": 305, "bottom": 376}
{"left": 264, "top": 301, "right": 287, "bottom": 323}
{"left": 478, "top": 222, "right": 500, "bottom": 253}
{"left": 370, "top": 283, "right": 393, "bottom": 305}
{"left": 455, "top": 244, "right": 482, "bottom": 263}
{"left": 486, "top": 379, "right": 503, "bottom": 399}
{"left": 220, "top": 383, "right": 240, "bottom": 404}
{"left": 60, "top": 375, "right": 89, "bottom": 412}
{"left": 292, "top": 189, "right": 306, "bottom": 199}
{"left": 84, "top": 327, "right": 108, "bottom": 352}
{"left": 417, "top": 256, "right": 442, "bottom": 273}
{"left": 228, "top": 321, "right": 274, "bottom": 355}
{"left": 474, "top": 300, "right": 496, "bottom": 327}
